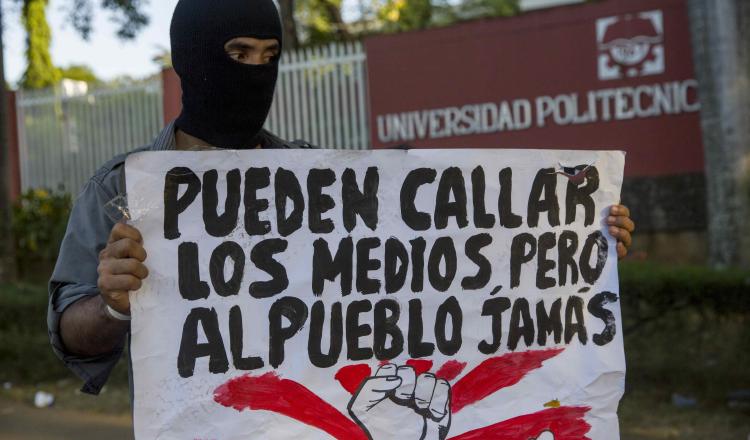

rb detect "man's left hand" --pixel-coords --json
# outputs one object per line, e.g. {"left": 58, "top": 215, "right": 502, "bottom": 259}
{"left": 607, "top": 204, "right": 635, "bottom": 259}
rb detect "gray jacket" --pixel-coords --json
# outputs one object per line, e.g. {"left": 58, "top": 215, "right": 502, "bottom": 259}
{"left": 48, "top": 121, "right": 313, "bottom": 394}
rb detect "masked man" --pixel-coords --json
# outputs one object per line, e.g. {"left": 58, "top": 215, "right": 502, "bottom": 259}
{"left": 48, "top": 0, "right": 636, "bottom": 399}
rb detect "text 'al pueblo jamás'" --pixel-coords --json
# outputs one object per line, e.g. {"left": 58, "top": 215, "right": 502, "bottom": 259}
{"left": 162, "top": 164, "right": 618, "bottom": 377}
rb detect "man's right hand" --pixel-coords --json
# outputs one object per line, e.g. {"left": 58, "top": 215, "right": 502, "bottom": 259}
{"left": 97, "top": 222, "right": 149, "bottom": 315}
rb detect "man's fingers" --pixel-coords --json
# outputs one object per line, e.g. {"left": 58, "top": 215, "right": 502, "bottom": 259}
{"left": 98, "top": 274, "right": 142, "bottom": 293}
{"left": 414, "top": 373, "right": 437, "bottom": 410}
{"left": 617, "top": 242, "right": 628, "bottom": 259}
{"left": 428, "top": 379, "right": 450, "bottom": 420}
{"left": 109, "top": 222, "right": 143, "bottom": 244}
{"left": 610, "top": 204, "right": 630, "bottom": 218}
{"left": 607, "top": 215, "right": 635, "bottom": 232}
{"left": 100, "top": 258, "right": 149, "bottom": 279}
{"left": 608, "top": 204, "right": 635, "bottom": 260}
{"left": 394, "top": 365, "right": 417, "bottom": 401}
{"left": 103, "top": 238, "right": 147, "bottom": 261}
{"left": 610, "top": 227, "right": 632, "bottom": 248}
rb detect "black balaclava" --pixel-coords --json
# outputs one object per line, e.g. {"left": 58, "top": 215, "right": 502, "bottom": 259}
{"left": 170, "top": 0, "right": 282, "bottom": 148}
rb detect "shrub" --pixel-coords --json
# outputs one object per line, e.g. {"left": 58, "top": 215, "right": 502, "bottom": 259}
{"left": 619, "top": 261, "right": 750, "bottom": 334}
{"left": 12, "top": 188, "right": 71, "bottom": 266}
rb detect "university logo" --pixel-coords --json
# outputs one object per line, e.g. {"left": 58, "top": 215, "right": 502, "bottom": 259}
{"left": 596, "top": 10, "right": 665, "bottom": 81}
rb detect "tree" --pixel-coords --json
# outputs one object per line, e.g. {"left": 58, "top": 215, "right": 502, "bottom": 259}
{"left": 281, "top": 0, "right": 519, "bottom": 48}
{"left": 374, "top": 0, "right": 519, "bottom": 34}
{"left": 151, "top": 45, "right": 172, "bottom": 70}
{"left": 279, "top": 0, "right": 300, "bottom": 49}
{"left": 59, "top": 64, "right": 100, "bottom": 83}
{"left": 64, "top": 0, "right": 149, "bottom": 40}
{"left": 687, "top": 0, "right": 750, "bottom": 268}
{"left": 296, "top": 0, "right": 350, "bottom": 45}
{"left": 20, "top": 0, "right": 60, "bottom": 89}
{"left": 378, "top": 0, "right": 432, "bottom": 32}
{"left": 453, "top": 0, "right": 519, "bottom": 20}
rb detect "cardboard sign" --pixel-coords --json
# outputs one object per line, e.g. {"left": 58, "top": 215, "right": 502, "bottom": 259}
{"left": 125, "top": 149, "right": 625, "bottom": 440}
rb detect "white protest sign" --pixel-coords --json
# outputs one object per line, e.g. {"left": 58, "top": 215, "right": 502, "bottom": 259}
{"left": 125, "top": 149, "right": 625, "bottom": 440}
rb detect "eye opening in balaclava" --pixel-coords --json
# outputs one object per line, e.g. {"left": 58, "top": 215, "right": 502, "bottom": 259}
{"left": 171, "top": 0, "right": 283, "bottom": 149}
{"left": 223, "top": 36, "right": 282, "bottom": 66}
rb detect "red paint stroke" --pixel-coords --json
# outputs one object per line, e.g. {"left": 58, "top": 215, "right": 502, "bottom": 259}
{"left": 334, "top": 364, "right": 372, "bottom": 394}
{"left": 378, "top": 359, "right": 390, "bottom": 366}
{"left": 406, "top": 359, "right": 434, "bottom": 375}
{"left": 448, "top": 406, "right": 591, "bottom": 440}
{"left": 451, "top": 348, "right": 564, "bottom": 413}
{"left": 214, "top": 373, "right": 367, "bottom": 440}
{"left": 436, "top": 360, "right": 467, "bottom": 381}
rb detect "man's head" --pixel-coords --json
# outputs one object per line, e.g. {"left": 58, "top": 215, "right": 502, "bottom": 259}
{"left": 170, "top": 0, "right": 282, "bottom": 148}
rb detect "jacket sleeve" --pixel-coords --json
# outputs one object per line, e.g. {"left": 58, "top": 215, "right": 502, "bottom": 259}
{"left": 47, "top": 173, "right": 124, "bottom": 395}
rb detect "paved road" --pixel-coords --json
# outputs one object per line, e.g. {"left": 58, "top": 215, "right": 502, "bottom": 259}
{"left": 0, "top": 398, "right": 132, "bottom": 440}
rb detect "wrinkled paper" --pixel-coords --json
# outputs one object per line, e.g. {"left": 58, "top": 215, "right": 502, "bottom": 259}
{"left": 126, "top": 149, "right": 625, "bottom": 440}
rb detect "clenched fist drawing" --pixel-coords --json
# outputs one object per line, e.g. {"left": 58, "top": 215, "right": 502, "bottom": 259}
{"left": 347, "top": 364, "right": 451, "bottom": 440}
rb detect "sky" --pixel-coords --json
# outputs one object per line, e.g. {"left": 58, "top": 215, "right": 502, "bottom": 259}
{"left": 2, "top": 0, "right": 575, "bottom": 87}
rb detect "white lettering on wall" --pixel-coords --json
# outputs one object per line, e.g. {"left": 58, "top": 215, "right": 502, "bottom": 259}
{"left": 376, "top": 79, "right": 701, "bottom": 144}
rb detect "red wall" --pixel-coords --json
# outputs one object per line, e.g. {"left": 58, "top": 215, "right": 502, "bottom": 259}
{"left": 365, "top": 0, "right": 704, "bottom": 178}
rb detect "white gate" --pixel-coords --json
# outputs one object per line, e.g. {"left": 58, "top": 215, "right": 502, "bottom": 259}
{"left": 15, "top": 42, "right": 370, "bottom": 193}
{"left": 15, "top": 80, "right": 164, "bottom": 193}
{"left": 266, "top": 42, "right": 370, "bottom": 150}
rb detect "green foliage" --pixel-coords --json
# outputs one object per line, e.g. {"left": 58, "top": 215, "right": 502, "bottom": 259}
{"left": 151, "top": 45, "right": 173, "bottom": 70}
{"left": 620, "top": 261, "right": 750, "bottom": 332}
{"left": 453, "top": 0, "right": 520, "bottom": 20}
{"left": 377, "top": 0, "right": 433, "bottom": 32}
{"left": 12, "top": 188, "right": 71, "bottom": 264}
{"left": 65, "top": 0, "right": 149, "bottom": 40}
{"left": 20, "top": 0, "right": 60, "bottom": 90}
{"left": 299, "top": 0, "right": 521, "bottom": 40}
{"left": 296, "top": 0, "right": 350, "bottom": 46}
{"left": 59, "top": 64, "right": 100, "bottom": 83}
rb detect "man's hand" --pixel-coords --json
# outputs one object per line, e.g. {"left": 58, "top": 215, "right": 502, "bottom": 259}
{"left": 606, "top": 204, "right": 635, "bottom": 259}
{"left": 97, "top": 222, "right": 149, "bottom": 315}
{"left": 348, "top": 364, "right": 451, "bottom": 440}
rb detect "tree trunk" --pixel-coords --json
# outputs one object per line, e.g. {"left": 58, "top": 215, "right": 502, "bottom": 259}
{"left": 279, "top": 0, "right": 300, "bottom": 50}
{"left": 0, "top": 3, "right": 18, "bottom": 282}
{"left": 320, "top": 0, "right": 350, "bottom": 40}
{"left": 687, "top": 0, "right": 750, "bottom": 268}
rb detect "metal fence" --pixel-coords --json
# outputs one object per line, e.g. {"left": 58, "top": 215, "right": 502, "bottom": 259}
{"left": 16, "top": 81, "right": 164, "bottom": 193}
{"left": 265, "top": 42, "right": 370, "bottom": 150}
{"left": 15, "top": 42, "right": 370, "bottom": 194}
